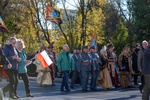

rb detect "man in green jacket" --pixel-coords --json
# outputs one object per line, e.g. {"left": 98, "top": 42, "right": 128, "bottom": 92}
{"left": 57, "top": 44, "right": 74, "bottom": 92}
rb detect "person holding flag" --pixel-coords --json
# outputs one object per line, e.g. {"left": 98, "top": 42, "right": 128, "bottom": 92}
{"left": 33, "top": 46, "right": 52, "bottom": 87}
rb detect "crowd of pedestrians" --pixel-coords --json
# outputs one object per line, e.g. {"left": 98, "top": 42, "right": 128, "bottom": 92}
{"left": 0, "top": 37, "right": 150, "bottom": 100}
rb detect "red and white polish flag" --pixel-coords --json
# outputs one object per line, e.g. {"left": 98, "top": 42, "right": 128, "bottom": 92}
{"left": 36, "top": 50, "right": 53, "bottom": 68}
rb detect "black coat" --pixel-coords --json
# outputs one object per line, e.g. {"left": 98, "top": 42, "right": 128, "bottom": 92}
{"left": 0, "top": 48, "right": 9, "bottom": 65}
{"left": 132, "top": 48, "right": 140, "bottom": 72}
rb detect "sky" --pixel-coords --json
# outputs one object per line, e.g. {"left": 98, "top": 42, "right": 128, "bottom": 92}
{"left": 57, "top": 0, "right": 78, "bottom": 10}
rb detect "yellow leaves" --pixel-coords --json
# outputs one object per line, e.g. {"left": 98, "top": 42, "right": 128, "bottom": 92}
{"left": 97, "top": 0, "right": 106, "bottom": 5}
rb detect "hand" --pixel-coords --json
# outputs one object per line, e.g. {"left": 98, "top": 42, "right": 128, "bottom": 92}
{"left": 25, "top": 60, "right": 30, "bottom": 64}
{"left": 12, "top": 55, "right": 17, "bottom": 60}
{"left": 17, "top": 58, "right": 22, "bottom": 62}
{"left": 7, "top": 64, "right": 12, "bottom": 69}
{"left": 59, "top": 70, "right": 61, "bottom": 73}
{"left": 78, "top": 70, "right": 80, "bottom": 73}
{"left": 93, "top": 68, "right": 96, "bottom": 71}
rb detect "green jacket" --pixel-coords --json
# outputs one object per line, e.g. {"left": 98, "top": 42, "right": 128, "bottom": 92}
{"left": 57, "top": 51, "right": 74, "bottom": 71}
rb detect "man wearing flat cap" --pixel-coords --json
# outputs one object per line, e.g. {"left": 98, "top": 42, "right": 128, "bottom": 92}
{"left": 70, "top": 47, "right": 81, "bottom": 89}
{"left": 77, "top": 46, "right": 92, "bottom": 92}
{"left": 89, "top": 46, "right": 100, "bottom": 91}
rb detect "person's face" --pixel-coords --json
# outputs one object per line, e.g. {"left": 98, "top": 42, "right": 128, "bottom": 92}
{"left": 124, "top": 49, "right": 128, "bottom": 54}
{"left": 108, "top": 47, "right": 114, "bottom": 52}
{"left": 10, "top": 39, "right": 16, "bottom": 48}
{"left": 48, "top": 47, "right": 53, "bottom": 52}
{"left": 64, "top": 47, "right": 69, "bottom": 52}
{"left": 76, "top": 50, "right": 81, "bottom": 54}
{"left": 90, "top": 49, "right": 95, "bottom": 53}
{"left": 83, "top": 48, "right": 88, "bottom": 53}
{"left": 142, "top": 42, "right": 148, "bottom": 49}
{"left": 18, "top": 42, "right": 23, "bottom": 50}
{"left": 136, "top": 44, "right": 141, "bottom": 49}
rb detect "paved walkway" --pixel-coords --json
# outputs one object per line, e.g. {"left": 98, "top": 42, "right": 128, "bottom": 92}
{"left": 0, "top": 78, "right": 143, "bottom": 100}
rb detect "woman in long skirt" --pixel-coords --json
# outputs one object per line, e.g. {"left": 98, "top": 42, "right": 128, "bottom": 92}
{"left": 97, "top": 48, "right": 112, "bottom": 90}
{"left": 118, "top": 47, "right": 134, "bottom": 88}
{"left": 33, "top": 46, "right": 52, "bottom": 86}
{"left": 107, "top": 43, "right": 119, "bottom": 88}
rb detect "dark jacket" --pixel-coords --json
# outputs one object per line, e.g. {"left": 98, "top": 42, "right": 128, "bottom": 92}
{"left": 142, "top": 46, "right": 150, "bottom": 74}
{"left": 138, "top": 47, "right": 145, "bottom": 71}
{"left": 0, "top": 48, "right": 9, "bottom": 65}
{"left": 3, "top": 44, "right": 18, "bottom": 70}
{"left": 132, "top": 48, "right": 140, "bottom": 72}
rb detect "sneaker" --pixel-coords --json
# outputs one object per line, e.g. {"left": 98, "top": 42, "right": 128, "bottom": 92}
{"left": 15, "top": 94, "right": 20, "bottom": 98}
{"left": 9, "top": 95, "right": 18, "bottom": 99}
{"left": 26, "top": 93, "right": 34, "bottom": 97}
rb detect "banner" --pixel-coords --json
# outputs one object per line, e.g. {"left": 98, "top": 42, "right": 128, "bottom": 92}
{"left": 0, "top": 16, "right": 8, "bottom": 33}
{"left": 0, "top": 16, "right": 5, "bottom": 26}
{"left": 36, "top": 50, "right": 53, "bottom": 68}
{"left": 90, "top": 32, "right": 97, "bottom": 46}
{"left": 45, "top": 3, "right": 62, "bottom": 25}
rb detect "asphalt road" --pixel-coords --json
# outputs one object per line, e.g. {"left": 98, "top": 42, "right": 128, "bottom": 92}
{"left": 0, "top": 78, "right": 142, "bottom": 100}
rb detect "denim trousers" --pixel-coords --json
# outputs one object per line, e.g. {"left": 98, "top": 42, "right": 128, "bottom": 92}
{"left": 61, "top": 71, "right": 69, "bottom": 90}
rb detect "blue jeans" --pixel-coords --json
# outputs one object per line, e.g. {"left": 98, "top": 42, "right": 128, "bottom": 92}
{"left": 61, "top": 71, "right": 69, "bottom": 90}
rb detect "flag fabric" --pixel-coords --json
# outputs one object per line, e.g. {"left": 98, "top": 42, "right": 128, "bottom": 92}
{"left": 0, "top": 16, "right": 9, "bottom": 33}
{"left": 90, "top": 32, "right": 97, "bottom": 46}
{"left": 45, "top": 3, "right": 62, "bottom": 25}
{"left": 0, "top": 16, "right": 5, "bottom": 26}
{"left": 36, "top": 50, "right": 53, "bottom": 68}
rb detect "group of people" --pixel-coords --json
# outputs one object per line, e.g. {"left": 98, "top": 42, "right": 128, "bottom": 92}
{"left": 0, "top": 37, "right": 57, "bottom": 99}
{"left": 56, "top": 40, "right": 150, "bottom": 100}
{"left": 57, "top": 44, "right": 118, "bottom": 92}
{"left": 0, "top": 37, "right": 34, "bottom": 99}
{"left": 0, "top": 36, "right": 150, "bottom": 100}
